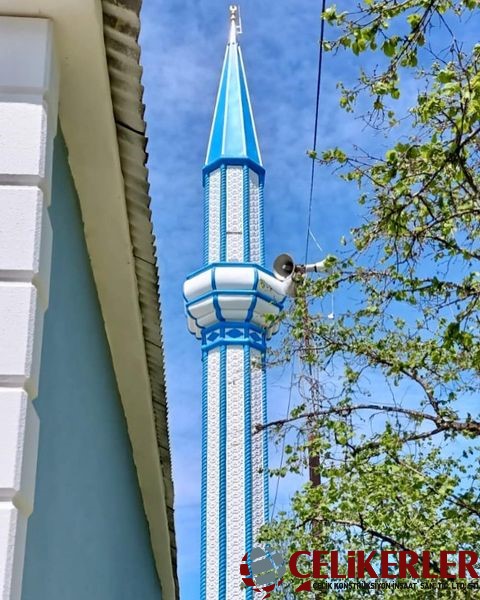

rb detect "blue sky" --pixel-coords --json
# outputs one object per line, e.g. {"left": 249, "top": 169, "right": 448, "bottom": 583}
{"left": 136, "top": 3, "right": 480, "bottom": 598}
{"left": 138, "top": 2, "right": 389, "bottom": 598}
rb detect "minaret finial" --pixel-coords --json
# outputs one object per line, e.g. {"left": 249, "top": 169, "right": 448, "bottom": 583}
{"left": 228, "top": 5, "right": 242, "bottom": 44}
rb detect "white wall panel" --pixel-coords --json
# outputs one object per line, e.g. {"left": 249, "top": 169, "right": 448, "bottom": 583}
{"left": 249, "top": 171, "right": 261, "bottom": 263}
{"left": 251, "top": 349, "right": 265, "bottom": 539}
{"left": 208, "top": 169, "right": 221, "bottom": 262}
{"left": 0, "top": 17, "right": 57, "bottom": 600}
{"left": 205, "top": 348, "right": 220, "bottom": 596}
{"left": 225, "top": 346, "right": 245, "bottom": 598}
{"left": 226, "top": 166, "right": 243, "bottom": 261}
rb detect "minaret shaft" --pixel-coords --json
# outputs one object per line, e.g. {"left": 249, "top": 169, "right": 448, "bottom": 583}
{"left": 184, "top": 10, "right": 285, "bottom": 599}
{"left": 202, "top": 346, "right": 267, "bottom": 599}
{"left": 204, "top": 165, "right": 264, "bottom": 265}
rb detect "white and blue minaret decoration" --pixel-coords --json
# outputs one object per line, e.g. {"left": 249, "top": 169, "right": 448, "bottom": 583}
{"left": 184, "top": 7, "right": 290, "bottom": 599}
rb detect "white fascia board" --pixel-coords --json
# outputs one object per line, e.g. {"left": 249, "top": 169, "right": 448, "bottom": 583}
{"left": 0, "top": 3, "right": 176, "bottom": 598}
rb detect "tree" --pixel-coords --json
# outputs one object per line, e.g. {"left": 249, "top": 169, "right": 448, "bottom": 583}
{"left": 259, "top": 1, "right": 480, "bottom": 597}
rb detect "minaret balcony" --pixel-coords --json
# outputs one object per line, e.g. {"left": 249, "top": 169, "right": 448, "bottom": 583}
{"left": 183, "top": 263, "right": 288, "bottom": 346}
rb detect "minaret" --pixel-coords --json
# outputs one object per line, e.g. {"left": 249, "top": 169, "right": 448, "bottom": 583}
{"left": 184, "top": 7, "right": 286, "bottom": 598}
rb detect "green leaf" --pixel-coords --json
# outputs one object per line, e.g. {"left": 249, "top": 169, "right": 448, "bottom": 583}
{"left": 438, "top": 69, "right": 455, "bottom": 84}
{"left": 382, "top": 39, "right": 397, "bottom": 57}
{"left": 407, "top": 13, "right": 421, "bottom": 30}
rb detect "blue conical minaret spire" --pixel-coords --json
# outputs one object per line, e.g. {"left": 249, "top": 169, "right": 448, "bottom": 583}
{"left": 184, "top": 7, "right": 287, "bottom": 599}
{"left": 205, "top": 7, "right": 262, "bottom": 170}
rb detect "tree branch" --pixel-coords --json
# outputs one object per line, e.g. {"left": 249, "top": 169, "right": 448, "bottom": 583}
{"left": 257, "top": 403, "right": 480, "bottom": 437}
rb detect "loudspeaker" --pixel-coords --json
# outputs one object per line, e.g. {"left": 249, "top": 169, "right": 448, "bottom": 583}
{"left": 273, "top": 253, "right": 295, "bottom": 281}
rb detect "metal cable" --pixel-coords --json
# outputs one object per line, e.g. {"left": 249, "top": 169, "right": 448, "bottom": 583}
{"left": 305, "top": 0, "right": 328, "bottom": 264}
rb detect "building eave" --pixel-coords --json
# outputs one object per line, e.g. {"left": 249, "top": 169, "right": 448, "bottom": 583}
{"left": 101, "top": 0, "right": 178, "bottom": 593}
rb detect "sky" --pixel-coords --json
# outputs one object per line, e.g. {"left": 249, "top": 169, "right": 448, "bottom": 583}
{"left": 138, "top": 2, "right": 409, "bottom": 598}
{"left": 138, "top": 2, "right": 368, "bottom": 598}
{"left": 135, "top": 3, "right": 480, "bottom": 597}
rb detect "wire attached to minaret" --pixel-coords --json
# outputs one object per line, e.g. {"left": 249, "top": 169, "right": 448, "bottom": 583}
{"left": 305, "top": 0, "right": 328, "bottom": 264}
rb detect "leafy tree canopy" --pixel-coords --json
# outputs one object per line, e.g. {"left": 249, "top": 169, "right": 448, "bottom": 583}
{"left": 260, "top": 2, "right": 480, "bottom": 597}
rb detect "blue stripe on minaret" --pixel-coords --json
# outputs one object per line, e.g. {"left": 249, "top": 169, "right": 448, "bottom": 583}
{"left": 242, "top": 166, "right": 250, "bottom": 262}
{"left": 218, "top": 346, "right": 227, "bottom": 598}
{"left": 245, "top": 269, "right": 259, "bottom": 323}
{"left": 200, "top": 350, "right": 208, "bottom": 600}
{"left": 203, "top": 172, "right": 210, "bottom": 265}
{"left": 210, "top": 267, "right": 225, "bottom": 323}
{"left": 258, "top": 180, "right": 265, "bottom": 267}
{"left": 244, "top": 346, "right": 253, "bottom": 600}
